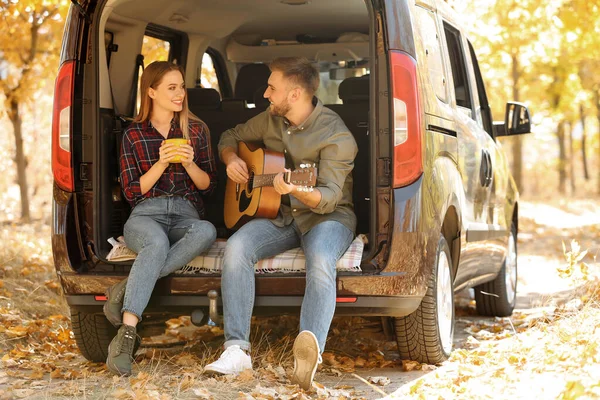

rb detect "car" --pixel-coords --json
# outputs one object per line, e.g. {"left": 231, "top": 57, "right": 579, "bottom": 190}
{"left": 52, "top": 0, "right": 531, "bottom": 364}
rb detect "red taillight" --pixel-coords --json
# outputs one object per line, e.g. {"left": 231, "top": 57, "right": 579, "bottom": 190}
{"left": 52, "top": 60, "right": 75, "bottom": 192}
{"left": 336, "top": 297, "right": 357, "bottom": 303}
{"left": 390, "top": 51, "right": 423, "bottom": 188}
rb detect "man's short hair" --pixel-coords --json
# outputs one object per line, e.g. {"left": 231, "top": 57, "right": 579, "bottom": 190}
{"left": 269, "top": 57, "right": 320, "bottom": 96}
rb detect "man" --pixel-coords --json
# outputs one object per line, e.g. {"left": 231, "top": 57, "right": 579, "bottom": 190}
{"left": 204, "top": 57, "right": 357, "bottom": 390}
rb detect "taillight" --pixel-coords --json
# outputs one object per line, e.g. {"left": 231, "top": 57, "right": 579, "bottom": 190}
{"left": 52, "top": 60, "right": 75, "bottom": 192}
{"left": 390, "top": 51, "right": 423, "bottom": 188}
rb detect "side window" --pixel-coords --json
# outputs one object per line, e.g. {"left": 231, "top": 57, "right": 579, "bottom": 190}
{"left": 414, "top": 6, "right": 447, "bottom": 102}
{"left": 468, "top": 41, "right": 494, "bottom": 137}
{"left": 141, "top": 35, "right": 171, "bottom": 62}
{"left": 442, "top": 23, "right": 472, "bottom": 111}
{"left": 136, "top": 35, "right": 171, "bottom": 115}
{"left": 198, "top": 52, "right": 220, "bottom": 95}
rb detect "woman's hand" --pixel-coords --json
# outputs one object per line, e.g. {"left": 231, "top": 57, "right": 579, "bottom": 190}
{"left": 157, "top": 142, "right": 179, "bottom": 168}
{"left": 178, "top": 141, "right": 196, "bottom": 169}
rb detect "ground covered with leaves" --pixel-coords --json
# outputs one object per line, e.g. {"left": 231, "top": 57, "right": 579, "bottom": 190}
{"left": 0, "top": 199, "right": 599, "bottom": 399}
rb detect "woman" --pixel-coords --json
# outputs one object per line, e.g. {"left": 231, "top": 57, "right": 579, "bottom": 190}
{"left": 104, "top": 61, "right": 217, "bottom": 376}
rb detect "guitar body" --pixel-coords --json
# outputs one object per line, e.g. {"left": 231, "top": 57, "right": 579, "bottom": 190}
{"left": 224, "top": 142, "right": 284, "bottom": 229}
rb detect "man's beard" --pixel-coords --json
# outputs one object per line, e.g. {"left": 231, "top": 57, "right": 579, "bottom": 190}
{"left": 269, "top": 99, "right": 291, "bottom": 117}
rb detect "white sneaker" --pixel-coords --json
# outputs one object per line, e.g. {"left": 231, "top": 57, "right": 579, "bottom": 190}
{"left": 204, "top": 345, "right": 252, "bottom": 375}
{"left": 291, "top": 330, "right": 321, "bottom": 390}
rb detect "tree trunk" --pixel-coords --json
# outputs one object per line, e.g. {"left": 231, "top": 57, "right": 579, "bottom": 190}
{"left": 8, "top": 98, "right": 30, "bottom": 222}
{"left": 580, "top": 104, "right": 589, "bottom": 181}
{"left": 510, "top": 53, "right": 523, "bottom": 194}
{"left": 567, "top": 121, "right": 575, "bottom": 194}
{"left": 557, "top": 121, "right": 567, "bottom": 194}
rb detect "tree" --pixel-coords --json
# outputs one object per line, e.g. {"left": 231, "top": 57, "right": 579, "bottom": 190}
{"left": 561, "top": 0, "right": 600, "bottom": 194}
{"left": 0, "top": 0, "right": 69, "bottom": 221}
{"left": 472, "top": 0, "right": 545, "bottom": 194}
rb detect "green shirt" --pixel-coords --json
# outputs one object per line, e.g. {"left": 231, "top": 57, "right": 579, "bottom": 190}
{"left": 218, "top": 99, "right": 358, "bottom": 235}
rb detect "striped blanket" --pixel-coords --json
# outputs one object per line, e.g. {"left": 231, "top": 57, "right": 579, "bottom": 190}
{"left": 106, "top": 234, "right": 365, "bottom": 274}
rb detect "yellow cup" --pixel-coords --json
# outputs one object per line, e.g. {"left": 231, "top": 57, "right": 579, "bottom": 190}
{"left": 163, "top": 138, "right": 188, "bottom": 163}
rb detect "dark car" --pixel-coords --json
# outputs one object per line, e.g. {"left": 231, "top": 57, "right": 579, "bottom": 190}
{"left": 52, "top": 0, "right": 530, "bottom": 364}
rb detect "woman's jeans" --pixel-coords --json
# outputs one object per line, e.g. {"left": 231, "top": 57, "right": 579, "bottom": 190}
{"left": 122, "top": 197, "right": 216, "bottom": 320}
{"left": 222, "top": 219, "right": 353, "bottom": 353}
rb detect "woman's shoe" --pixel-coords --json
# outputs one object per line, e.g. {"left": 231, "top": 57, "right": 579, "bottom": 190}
{"left": 106, "top": 324, "right": 138, "bottom": 376}
{"left": 103, "top": 278, "right": 127, "bottom": 327}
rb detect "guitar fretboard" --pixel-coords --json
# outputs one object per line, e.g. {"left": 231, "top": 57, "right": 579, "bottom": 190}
{"left": 251, "top": 174, "right": 277, "bottom": 188}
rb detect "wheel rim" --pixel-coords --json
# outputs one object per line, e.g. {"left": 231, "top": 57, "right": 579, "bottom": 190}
{"left": 436, "top": 251, "right": 453, "bottom": 354}
{"left": 504, "top": 232, "right": 517, "bottom": 306}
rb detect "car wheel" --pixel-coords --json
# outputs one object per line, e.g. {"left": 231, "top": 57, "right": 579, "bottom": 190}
{"left": 394, "top": 234, "right": 454, "bottom": 364}
{"left": 71, "top": 309, "right": 140, "bottom": 363}
{"left": 474, "top": 223, "right": 517, "bottom": 317}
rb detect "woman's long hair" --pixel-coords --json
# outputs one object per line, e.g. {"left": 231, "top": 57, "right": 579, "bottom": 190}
{"left": 134, "top": 61, "right": 199, "bottom": 139}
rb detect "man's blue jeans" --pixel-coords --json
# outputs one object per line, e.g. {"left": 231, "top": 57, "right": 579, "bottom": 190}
{"left": 222, "top": 219, "right": 353, "bottom": 353}
{"left": 122, "top": 197, "right": 216, "bottom": 320}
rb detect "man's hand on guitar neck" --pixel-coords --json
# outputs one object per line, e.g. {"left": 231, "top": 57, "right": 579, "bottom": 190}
{"left": 222, "top": 147, "right": 249, "bottom": 184}
{"left": 274, "top": 171, "right": 322, "bottom": 209}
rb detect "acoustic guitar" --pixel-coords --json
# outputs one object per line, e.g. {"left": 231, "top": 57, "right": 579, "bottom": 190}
{"left": 224, "top": 142, "right": 317, "bottom": 229}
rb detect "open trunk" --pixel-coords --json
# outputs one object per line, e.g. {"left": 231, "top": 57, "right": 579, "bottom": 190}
{"left": 82, "top": 0, "right": 383, "bottom": 273}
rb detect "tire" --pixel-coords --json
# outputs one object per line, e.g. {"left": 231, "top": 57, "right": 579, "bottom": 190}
{"left": 474, "top": 223, "right": 517, "bottom": 317}
{"left": 394, "top": 234, "right": 455, "bottom": 364}
{"left": 71, "top": 310, "right": 118, "bottom": 363}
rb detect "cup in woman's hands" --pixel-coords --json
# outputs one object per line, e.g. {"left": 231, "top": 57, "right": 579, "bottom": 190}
{"left": 163, "top": 138, "right": 188, "bottom": 163}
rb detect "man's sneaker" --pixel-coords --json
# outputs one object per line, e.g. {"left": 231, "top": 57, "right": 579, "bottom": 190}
{"left": 103, "top": 278, "right": 128, "bottom": 327}
{"left": 291, "top": 330, "right": 321, "bottom": 390}
{"left": 204, "top": 345, "right": 252, "bottom": 375}
{"left": 106, "top": 324, "right": 138, "bottom": 376}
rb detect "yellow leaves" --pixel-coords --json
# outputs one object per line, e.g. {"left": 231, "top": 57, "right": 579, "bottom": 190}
{"left": 174, "top": 353, "right": 198, "bottom": 367}
{"left": 409, "top": 379, "right": 424, "bottom": 395}
{"left": 3, "top": 325, "right": 29, "bottom": 338}
{"left": 560, "top": 380, "right": 587, "bottom": 400}
{"left": 558, "top": 240, "right": 590, "bottom": 281}
{"left": 44, "top": 280, "right": 59, "bottom": 290}
{"left": 507, "top": 355, "right": 527, "bottom": 366}
{"left": 236, "top": 369, "right": 254, "bottom": 383}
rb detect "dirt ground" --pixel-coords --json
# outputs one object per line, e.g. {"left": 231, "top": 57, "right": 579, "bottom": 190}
{"left": 0, "top": 198, "right": 599, "bottom": 399}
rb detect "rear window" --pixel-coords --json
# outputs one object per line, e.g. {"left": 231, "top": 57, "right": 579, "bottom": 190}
{"left": 414, "top": 6, "right": 447, "bottom": 103}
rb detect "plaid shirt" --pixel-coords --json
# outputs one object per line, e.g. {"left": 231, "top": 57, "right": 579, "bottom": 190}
{"left": 120, "top": 119, "right": 217, "bottom": 217}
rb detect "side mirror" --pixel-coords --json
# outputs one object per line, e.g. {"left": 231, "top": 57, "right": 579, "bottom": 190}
{"left": 495, "top": 102, "right": 531, "bottom": 137}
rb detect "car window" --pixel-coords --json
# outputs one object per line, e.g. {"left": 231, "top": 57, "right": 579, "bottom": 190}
{"left": 141, "top": 35, "right": 171, "bottom": 62}
{"left": 135, "top": 35, "right": 171, "bottom": 115}
{"left": 442, "top": 23, "right": 472, "bottom": 112}
{"left": 414, "top": 6, "right": 447, "bottom": 103}
{"left": 198, "top": 52, "right": 220, "bottom": 95}
{"left": 468, "top": 41, "right": 494, "bottom": 138}
{"left": 316, "top": 61, "right": 369, "bottom": 105}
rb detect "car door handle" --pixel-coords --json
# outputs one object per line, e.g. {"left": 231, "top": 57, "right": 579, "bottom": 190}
{"left": 485, "top": 151, "right": 493, "bottom": 187}
{"left": 479, "top": 150, "right": 489, "bottom": 187}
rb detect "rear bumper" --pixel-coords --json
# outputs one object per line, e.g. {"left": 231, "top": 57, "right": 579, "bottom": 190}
{"left": 58, "top": 271, "right": 411, "bottom": 297}
{"left": 65, "top": 293, "right": 422, "bottom": 318}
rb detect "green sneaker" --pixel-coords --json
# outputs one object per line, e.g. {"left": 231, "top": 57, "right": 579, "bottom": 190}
{"left": 103, "top": 278, "right": 127, "bottom": 327}
{"left": 106, "top": 324, "right": 138, "bottom": 376}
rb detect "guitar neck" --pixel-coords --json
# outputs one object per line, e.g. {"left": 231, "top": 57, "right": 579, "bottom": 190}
{"left": 252, "top": 173, "right": 278, "bottom": 188}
